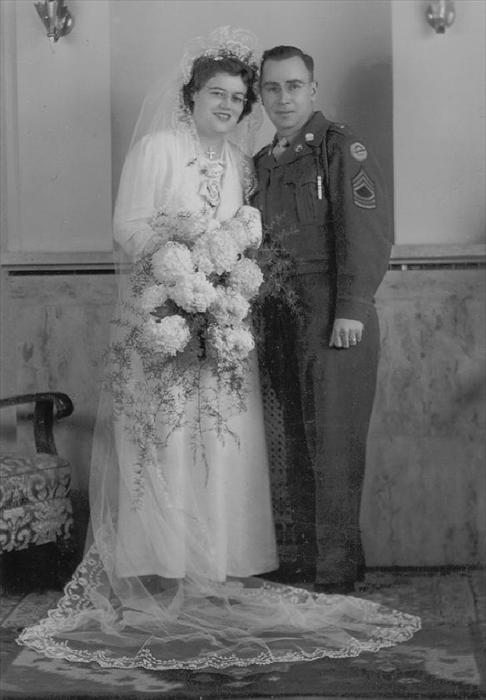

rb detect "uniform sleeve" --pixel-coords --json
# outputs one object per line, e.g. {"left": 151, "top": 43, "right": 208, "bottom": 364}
{"left": 113, "top": 134, "right": 166, "bottom": 259}
{"left": 327, "top": 127, "right": 392, "bottom": 323}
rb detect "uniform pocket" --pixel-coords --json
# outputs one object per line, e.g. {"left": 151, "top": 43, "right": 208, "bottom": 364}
{"left": 296, "top": 177, "right": 320, "bottom": 224}
{"left": 283, "top": 164, "right": 321, "bottom": 224}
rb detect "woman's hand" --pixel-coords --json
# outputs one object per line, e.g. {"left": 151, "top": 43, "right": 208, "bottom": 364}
{"left": 329, "top": 318, "right": 364, "bottom": 348}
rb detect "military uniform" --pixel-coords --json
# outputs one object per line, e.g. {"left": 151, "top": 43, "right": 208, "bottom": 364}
{"left": 253, "top": 111, "right": 392, "bottom": 586}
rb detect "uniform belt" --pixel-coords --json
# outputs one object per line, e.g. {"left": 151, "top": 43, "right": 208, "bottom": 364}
{"left": 295, "top": 258, "right": 330, "bottom": 275}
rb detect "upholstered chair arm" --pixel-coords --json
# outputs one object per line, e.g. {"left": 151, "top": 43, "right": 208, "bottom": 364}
{"left": 0, "top": 392, "right": 74, "bottom": 455}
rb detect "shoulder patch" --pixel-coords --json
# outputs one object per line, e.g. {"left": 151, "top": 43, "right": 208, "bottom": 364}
{"left": 350, "top": 142, "right": 368, "bottom": 162}
{"left": 351, "top": 168, "right": 376, "bottom": 209}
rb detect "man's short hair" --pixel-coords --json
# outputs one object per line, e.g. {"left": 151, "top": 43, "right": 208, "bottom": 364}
{"left": 260, "top": 46, "right": 314, "bottom": 81}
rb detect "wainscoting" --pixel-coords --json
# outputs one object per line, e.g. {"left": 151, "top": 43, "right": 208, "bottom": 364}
{"left": 364, "top": 267, "right": 485, "bottom": 566}
{"left": 1, "top": 264, "right": 485, "bottom": 567}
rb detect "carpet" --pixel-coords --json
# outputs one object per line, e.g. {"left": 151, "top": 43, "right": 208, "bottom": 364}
{"left": 1, "top": 569, "right": 484, "bottom": 699}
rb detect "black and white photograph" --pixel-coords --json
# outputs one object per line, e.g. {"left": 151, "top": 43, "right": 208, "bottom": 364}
{"left": 0, "top": 1, "right": 484, "bottom": 698}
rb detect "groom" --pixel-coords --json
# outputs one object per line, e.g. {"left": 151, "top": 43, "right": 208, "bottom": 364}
{"left": 253, "top": 45, "right": 392, "bottom": 592}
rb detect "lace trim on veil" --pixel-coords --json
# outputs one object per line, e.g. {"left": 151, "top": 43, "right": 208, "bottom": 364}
{"left": 17, "top": 541, "right": 421, "bottom": 670}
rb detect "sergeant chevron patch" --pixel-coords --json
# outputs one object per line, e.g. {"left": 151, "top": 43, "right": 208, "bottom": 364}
{"left": 351, "top": 168, "right": 376, "bottom": 209}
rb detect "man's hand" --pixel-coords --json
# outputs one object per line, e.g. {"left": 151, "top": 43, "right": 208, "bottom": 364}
{"left": 329, "top": 318, "right": 364, "bottom": 348}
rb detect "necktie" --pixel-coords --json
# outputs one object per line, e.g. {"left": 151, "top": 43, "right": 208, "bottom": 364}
{"left": 272, "top": 137, "right": 289, "bottom": 159}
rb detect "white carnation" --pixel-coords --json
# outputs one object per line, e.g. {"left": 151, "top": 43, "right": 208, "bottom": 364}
{"left": 210, "top": 288, "right": 250, "bottom": 325}
{"left": 192, "top": 237, "right": 215, "bottom": 275}
{"left": 224, "top": 219, "right": 248, "bottom": 253}
{"left": 193, "top": 228, "right": 239, "bottom": 276}
{"left": 152, "top": 242, "right": 194, "bottom": 285}
{"left": 170, "top": 271, "right": 217, "bottom": 313}
{"left": 143, "top": 314, "right": 190, "bottom": 356}
{"left": 208, "top": 324, "right": 255, "bottom": 364}
{"left": 228, "top": 258, "right": 263, "bottom": 300}
{"left": 139, "top": 284, "right": 168, "bottom": 313}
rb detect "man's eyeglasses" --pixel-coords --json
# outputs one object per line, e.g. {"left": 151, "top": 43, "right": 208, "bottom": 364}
{"left": 261, "top": 81, "right": 312, "bottom": 97}
{"left": 204, "top": 87, "right": 247, "bottom": 107}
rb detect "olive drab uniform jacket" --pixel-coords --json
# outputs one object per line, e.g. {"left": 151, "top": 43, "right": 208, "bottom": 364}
{"left": 253, "top": 111, "right": 392, "bottom": 325}
{"left": 252, "top": 111, "right": 392, "bottom": 585}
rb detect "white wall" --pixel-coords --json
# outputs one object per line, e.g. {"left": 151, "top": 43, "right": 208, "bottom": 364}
{"left": 2, "top": 0, "right": 112, "bottom": 256}
{"left": 393, "top": 0, "right": 486, "bottom": 245}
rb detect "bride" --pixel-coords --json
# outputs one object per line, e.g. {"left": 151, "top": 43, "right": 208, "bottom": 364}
{"left": 18, "top": 27, "right": 420, "bottom": 670}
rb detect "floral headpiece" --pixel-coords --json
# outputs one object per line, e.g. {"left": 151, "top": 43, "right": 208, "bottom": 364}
{"left": 200, "top": 45, "right": 259, "bottom": 76}
{"left": 181, "top": 27, "right": 260, "bottom": 83}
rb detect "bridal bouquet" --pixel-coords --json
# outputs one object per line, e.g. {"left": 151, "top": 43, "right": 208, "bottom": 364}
{"left": 109, "top": 205, "right": 295, "bottom": 503}
{"left": 136, "top": 204, "right": 264, "bottom": 372}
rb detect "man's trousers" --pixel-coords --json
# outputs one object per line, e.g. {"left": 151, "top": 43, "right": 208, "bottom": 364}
{"left": 261, "top": 271, "right": 379, "bottom": 585}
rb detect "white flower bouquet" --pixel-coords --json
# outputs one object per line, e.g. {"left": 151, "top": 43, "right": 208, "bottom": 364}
{"left": 109, "top": 205, "right": 297, "bottom": 502}
{"left": 137, "top": 205, "right": 264, "bottom": 371}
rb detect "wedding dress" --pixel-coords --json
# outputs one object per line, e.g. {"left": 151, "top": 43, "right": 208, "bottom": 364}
{"left": 112, "top": 130, "right": 278, "bottom": 581}
{"left": 17, "top": 27, "right": 420, "bottom": 671}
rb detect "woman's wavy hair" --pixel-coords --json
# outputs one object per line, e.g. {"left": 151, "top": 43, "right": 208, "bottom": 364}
{"left": 182, "top": 55, "right": 258, "bottom": 123}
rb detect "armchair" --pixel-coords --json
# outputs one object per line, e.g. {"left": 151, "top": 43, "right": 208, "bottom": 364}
{"left": 0, "top": 392, "right": 74, "bottom": 555}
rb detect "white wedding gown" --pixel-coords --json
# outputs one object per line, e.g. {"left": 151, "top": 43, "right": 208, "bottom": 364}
{"left": 112, "top": 130, "right": 277, "bottom": 581}
{"left": 17, "top": 130, "right": 420, "bottom": 670}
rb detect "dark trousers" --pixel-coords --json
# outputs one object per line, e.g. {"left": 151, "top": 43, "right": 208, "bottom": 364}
{"left": 262, "top": 273, "right": 379, "bottom": 584}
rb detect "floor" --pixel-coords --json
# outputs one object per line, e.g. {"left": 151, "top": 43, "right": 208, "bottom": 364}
{"left": 0, "top": 567, "right": 485, "bottom": 699}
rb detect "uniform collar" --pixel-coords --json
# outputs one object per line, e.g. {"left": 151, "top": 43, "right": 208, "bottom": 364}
{"left": 259, "top": 112, "right": 332, "bottom": 169}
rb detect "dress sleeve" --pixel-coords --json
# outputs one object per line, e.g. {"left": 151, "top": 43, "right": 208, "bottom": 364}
{"left": 326, "top": 126, "right": 392, "bottom": 323}
{"left": 113, "top": 133, "right": 167, "bottom": 259}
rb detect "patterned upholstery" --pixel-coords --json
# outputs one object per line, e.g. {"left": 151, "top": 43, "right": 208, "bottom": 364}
{"left": 0, "top": 393, "right": 74, "bottom": 556}
{"left": 0, "top": 454, "right": 73, "bottom": 553}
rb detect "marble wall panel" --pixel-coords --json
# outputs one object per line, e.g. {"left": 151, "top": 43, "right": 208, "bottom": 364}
{"left": 1, "top": 269, "right": 485, "bottom": 565}
{"left": 363, "top": 270, "right": 486, "bottom": 566}
{"left": 4, "top": 273, "right": 116, "bottom": 491}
